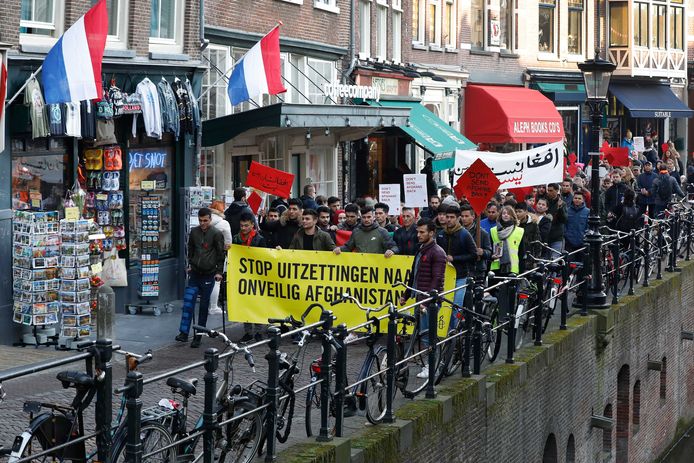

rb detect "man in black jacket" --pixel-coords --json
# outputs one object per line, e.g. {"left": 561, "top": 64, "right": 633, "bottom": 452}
{"left": 177, "top": 208, "right": 226, "bottom": 347}
{"left": 393, "top": 207, "right": 418, "bottom": 256}
{"left": 545, "top": 183, "right": 568, "bottom": 255}
{"left": 460, "top": 204, "right": 492, "bottom": 278}
{"left": 260, "top": 198, "right": 303, "bottom": 249}
{"left": 224, "top": 187, "right": 255, "bottom": 235}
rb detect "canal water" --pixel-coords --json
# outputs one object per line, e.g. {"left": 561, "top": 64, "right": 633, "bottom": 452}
{"left": 659, "top": 424, "right": 694, "bottom": 462}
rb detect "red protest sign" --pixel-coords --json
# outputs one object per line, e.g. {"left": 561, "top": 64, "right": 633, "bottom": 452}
{"left": 335, "top": 230, "right": 352, "bottom": 247}
{"left": 454, "top": 158, "right": 500, "bottom": 215}
{"left": 246, "top": 191, "right": 263, "bottom": 214}
{"left": 599, "top": 144, "right": 630, "bottom": 167}
{"left": 246, "top": 161, "right": 295, "bottom": 198}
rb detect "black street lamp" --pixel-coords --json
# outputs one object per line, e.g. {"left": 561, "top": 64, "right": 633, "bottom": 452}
{"left": 576, "top": 53, "right": 615, "bottom": 309}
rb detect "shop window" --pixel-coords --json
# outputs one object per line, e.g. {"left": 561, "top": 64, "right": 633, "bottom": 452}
{"left": 149, "top": 0, "right": 184, "bottom": 53}
{"left": 609, "top": 1, "right": 628, "bottom": 47}
{"left": 307, "top": 148, "right": 337, "bottom": 197}
{"left": 359, "top": 0, "right": 371, "bottom": 57}
{"left": 470, "top": 0, "right": 483, "bottom": 48}
{"left": 633, "top": 2, "right": 648, "bottom": 47}
{"left": 538, "top": 0, "right": 556, "bottom": 53}
{"left": 200, "top": 148, "right": 216, "bottom": 190}
{"left": 412, "top": 0, "right": 425, "bottom": 44}
{"left": 651, "top": 4, "right": 666, "bottom": 49}
{"left": 307, "top": 58, "right": 335, "bottom": 104}
{"left": 392, "top": 8, "right": 402, "bottom": 62}
{"left": 11, "top": 139, "right": 71, "bottom": 212}
{"left": 500, "top": 0, "right": 517, "bottom": 52}
{"left": 128, "top": 139, "right": 174, "bottom": 262}
{"left": 201, "top": 45, "right": 232, "bottom": 121}
{"left": 428, "top": 0, "right": 440, "bottom": 46}
{"left": 443, "top": 0, "right": 455, "bottom": 48}
{"left": 20, "top": 0, "right": 64, "bottom": 42}
{"left": 376, "top": 2, "right": 388, "bottom": 60}
{"left": 567, "top": 0, "right": 583, "bottom": 55}
{"left": 106, "top": 0, "right": 128, "bottom": 49}
{"left": 669, "top": 6, "right": 683, "bottom": 50}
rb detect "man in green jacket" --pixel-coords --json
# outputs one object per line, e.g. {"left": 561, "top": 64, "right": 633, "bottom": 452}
{"left": 333, "top": 206, "right": 398, "bottom": 257}
{"left": 289, "top": 209, "right": 337, "bottom": 251}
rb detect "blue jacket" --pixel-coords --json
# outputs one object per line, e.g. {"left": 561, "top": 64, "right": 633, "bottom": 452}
{"left": 565, "top": 204, "right": 589, "bottom": 247}
{"left": 436, "top": 226, "right": 477, "bottom": 279}
{"left": 480, "top": 217, "right": 497, "bottom": 234}
{"left": 636, "top": 171, "right": 657, "bottom": 205}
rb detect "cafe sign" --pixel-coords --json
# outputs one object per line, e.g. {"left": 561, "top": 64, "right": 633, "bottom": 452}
{"left": 323, "top": 82, "right": 381, "bottom": 102}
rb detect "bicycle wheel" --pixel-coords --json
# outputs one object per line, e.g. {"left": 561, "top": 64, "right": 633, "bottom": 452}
{"left": 436, "top": 329, "right": 459, "bottom": 384}
{"left": 541, "top": 280, "right": 559, "bottom": 333}
{"left": 401, "top": 331, "right": 439, "bottom": 398}
{"left": 111, "top": 421, "right": 175, "bottom": 463}
{"left": 514, "top": 301, "right": 529, "bottom": 351}
{"left": 364, "top": 347, "right": 387, "bottom": 425}
{"left": 487, "top": 307, "right": 502, "bottom": 363}
{"left": 304, "top": 382, "right": 335, "bottom": 438}
{"left": 222, "top": 403, "right": 262, "bottom": 463}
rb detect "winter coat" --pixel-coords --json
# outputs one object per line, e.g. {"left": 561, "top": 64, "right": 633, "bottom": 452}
{"left": 224, "top": 201, "right": 254, "bottom": 236}
{"left": 604, "top": 183, "right": 629, "bottom": 214}
{"left": 289, "top": 228, "right": 336, "bottom": 251}
{"left": 536, "top": 215, "right": 552, "bottom": 244}
{"left": 394, "top": 224, "right": 419, "bottom": 256}
{"left": 188, "top": 226, "right": 225, "bottom": 275}
{"left": 232, "top": 231, "right": 267, "bottom": 248}
{"left": 518, "top": 216, "right": 541, "bottom": 272}
{"left": 636, "top": 171, "right": 657, "bottom": 205}
{"left": 565, "top": 204, "right": 590, "bottom": 247}
{"left": 436, "top": 226, "right": 477, "bottom": 279}
{"left": 260, "top": 211, "right": 302, "bottom": 249}
{"left": 465, "top": 223, "right": 493, "bottom": 276}
{"left": 210, "top": 210, "right": 232, "bottom": 246}
{"left": 546, "top": 196, "right": 567, "bottom": 244}
{"left": 300, "top": 195, "right": 319, "bottom": 211}
{"left": 480, "top": 217, "right": 497, "bottom": 235}
{"left": 404, "top": 240, "right": 447, "bottom": 300}
{"left": 340, "top": 222, "right": 398, "bottom": 254}
{"left": 338, "top": 220, "right": 360, "bottom": 232}
{"left": 650, "top": 173, "right": 685, "bottom": 206}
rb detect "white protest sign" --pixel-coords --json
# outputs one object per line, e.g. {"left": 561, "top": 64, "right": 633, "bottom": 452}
{"left": 403, "top": 174, "right": 428, "bottom": 208}
{"left": 453, "top": 141, "right": 565, "bottom": 188}
{"left": 632, "top": 136, "right": 645, "bottom": 152}
{"left": 379, "top": 184, "right": 401, "bottom": 215}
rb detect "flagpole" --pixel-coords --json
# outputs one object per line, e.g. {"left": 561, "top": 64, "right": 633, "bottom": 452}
{"left": 4, "top": 65, "right": 42, "bottom": 108}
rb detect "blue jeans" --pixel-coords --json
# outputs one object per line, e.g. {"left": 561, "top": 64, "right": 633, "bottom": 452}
{"left": 188, "top": 272, "right": 216, "bottom": 331}
{"left": 449, "top": 277, "right": 468, "bottom": 331}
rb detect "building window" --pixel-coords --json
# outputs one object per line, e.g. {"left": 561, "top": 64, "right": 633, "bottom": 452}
{"left": 359, "top": 0, "right": 371, "bottom": 56}
{"left": 652, "top": 4, "right": 666, "bottom": 49}
{"left": 376, "top": 2, "right": 388, "bottom": 59}
{"left": 538, "top": 0, "right": 555, "bottom": 53}
{"left": 201, "top": 45, "right": 232, "bottom": 121}
{"left": 150, "top": 0, "right": 183, "bottom": 52}
{"left": 12, "top": 138, "right": 71, "bottom": 211}
{"left": 443, "top": 0, "right": 455, "bottom": 48}
{"left": 500, "top": 0, "right": 516, "bottom": 52}
{"left": 20, "top": 0, "right": 63, "bottom": 39}
{"left": 307, "top": 58, "right": 335, "bottom": 104}
{"left": 669, "top": 6, "right": 683, "bottom": 50}
{"left": 308, "top": 148, "right": 337, "bottom": 197}
{"left": 428, "top": 0, "right": 441, "bottom": 46}
{"left": 392, "top": 8, "right": 402, "bottom": 62}
{"left": 633, "top": 2, "right": 648, "bottom": 47}
{"left": 314, "top": 0, "right": 339, "bottom": 13}
{"left": 567, "top": 0, "right": 583, "bottom": 55}
{"left": 609, "top": 1, "right": 628, "bottom": 47}
{"left": 412, "top": 0, "right": 424, "bottom": 43}
{"left": 106, "top": 0, "right": 128, "bottom": 48}
{"left": 471, "top": 0, "right": 483, "bottom": 48}
{"left": 200, "top": 149, "right": 216, "bottom": 189}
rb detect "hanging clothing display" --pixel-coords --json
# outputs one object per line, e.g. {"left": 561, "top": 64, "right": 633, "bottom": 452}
{"left": 132, "top": 77, "right": 162, "bottom": 139}
{"left": 65, "top": 102, "right": 81, "bottom": 138}
{"left": 172, "top": 78, "right": 193, "bottom": 135}
{"left": 81, "top": 101, "right": 96, "bottom": 140}
{"left": 157, "top": 78, "right": 180, "bottom": 139}
{"left": 184, "top": 78, "right": 201, "bottom": 131}
{"left": 24, "top": 77, "right": 50, "bottom": 139}
{"left": 47, "top": 104, "right": 66, "bottom": 136}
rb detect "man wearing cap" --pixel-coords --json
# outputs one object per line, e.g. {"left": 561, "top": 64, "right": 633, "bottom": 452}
{"left": 636, "top": 161, "right": 657, "bottom": 217}
{"left": 651, "top": 163, "right": 684, "bottom": 217}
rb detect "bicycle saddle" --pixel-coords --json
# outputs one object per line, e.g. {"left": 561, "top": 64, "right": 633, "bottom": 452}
{"left": 482, "top": 295, "right": 498, "bottom": 304}
{"left": 166, "top": 377, "right": 197, "bottom": 396}
{"left": 57, "top": 371, "right": 94, "bottom": 389}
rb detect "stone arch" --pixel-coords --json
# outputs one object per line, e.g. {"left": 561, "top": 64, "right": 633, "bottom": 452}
{"left": 632, "top": 380, "right": 641, "bottom": 435}
{"left": 566, "top": 434, "right": 576, "bottom": 463}
{"left": 542, "top": 433, "right": 558, "bottom": 463}
{"left": 617, "top": 364, "right": 630, "bottom": 463}
{"left": 603, "top": 403, "right": 613, "bottom": 458}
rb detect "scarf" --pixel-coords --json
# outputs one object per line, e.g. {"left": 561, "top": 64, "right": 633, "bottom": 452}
{"left": 445, "top": 222, "right": 463, "bottom": 254}
{"left": 496, "top": 219, "right": 515, "bottom": 267}
{"left": 239, "top": 229, "right": 256, "bottom": 247}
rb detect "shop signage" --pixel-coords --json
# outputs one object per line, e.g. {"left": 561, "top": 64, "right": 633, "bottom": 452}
{"left": 654, "top": 111, "right": 671, "bottom": 118}
{"left": 246, "top": 161, "right": 294, "bottom": 198}
{"left": 378, "top": 184, "right": 401, "bottom": 215}
{"left": 129, "top": 150, "right": 168, "bottom": 172}
{"left": 372, "top": 77, "right": 400, "bottom": 96}
{"left": 512, "top": 120, "right": 563, "bottom": 137}
{"left": 323, "top": 82, "right": 381, "bottom": 102}
{"left": 403, "top": 174, "right": 428, "bottom": 208}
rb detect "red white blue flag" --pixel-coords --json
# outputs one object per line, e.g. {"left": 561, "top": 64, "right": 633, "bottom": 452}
{"left": 228, "top": 25, "right": 287, "bottom": 106}
{"left": 42, "top": 0, "right": 108, "bottom": 104}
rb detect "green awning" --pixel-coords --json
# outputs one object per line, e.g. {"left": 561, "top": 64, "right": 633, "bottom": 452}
{"left": 367, "top": 100, "right": 476, "bottom": 171}
{"left": 533, "top": 82, "right": 586, "bottom": 104}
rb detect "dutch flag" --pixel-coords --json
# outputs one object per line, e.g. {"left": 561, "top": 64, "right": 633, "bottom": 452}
{"left": 228, "top": 25, "right": 287, "bottom": 106}
{"left": 42, "top": 0, "right": 108, "bottom": 104}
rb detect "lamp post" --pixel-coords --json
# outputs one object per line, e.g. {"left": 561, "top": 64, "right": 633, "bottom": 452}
{"left": 576, "top": 53, "right": 615, "bottom": 309}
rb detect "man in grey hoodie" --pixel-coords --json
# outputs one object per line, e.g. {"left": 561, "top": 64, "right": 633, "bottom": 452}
{"left": 334, "top": 207, "right": 398, "bottom": 257}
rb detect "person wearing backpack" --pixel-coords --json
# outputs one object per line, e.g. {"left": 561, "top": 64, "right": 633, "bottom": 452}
{"left": 650, "top": 164, "right": 684, "bottom": 217}
{"left": 636, "top": 161, "right": 657, "bottom": 217}
{"left": 611, "top": 188, "right": 642, "bottom": 241}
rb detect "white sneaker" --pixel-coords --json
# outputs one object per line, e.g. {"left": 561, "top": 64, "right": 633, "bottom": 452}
{"left": 209, "top": 307, "right": 223, "bottom": 315}
{"left": 344, "top": 332, "right": 359, "bottom": 344}
{"left": 416, "top": 365, "right": 429, "bottom": 379}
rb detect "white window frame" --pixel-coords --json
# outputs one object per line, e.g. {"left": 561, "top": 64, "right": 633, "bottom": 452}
{"left": 307, "top": 57, "right": 337, "bottom": 104}
{"left": 444, "top": 0, "right": 456, "bottom": 48}
{"left": 428, "top": 0, "right": 442, "bottom": 47}
{"left": 566, "top": 0, "right": 584, "bottom": 58}
{"left": 19, "top": 0, "right": 65, "bottom": 47}
{"left": 376, "top": 2, "right": 388, "bottom": 59}
{"left": 106, "top": 0, "right": 129, "bottom": 50}
{"left": 392, "top": 4, "right": 402, "bottom": 62}
{"left": 314, "top": 0, "right": 339, "bottom": 13}
{"left": 359, "top": 0, "right": 372, "bottom": 58}
{"left": 201, "top": 44, "right": 232, "bottom": 121}
{"left": 149, "top": 0, "right": 185, "bottom": 54}
{"left": 538, "top": 0, "right": 558, "bottom": 57}
{"left": 413, "top": 0, "right": 425, "bottom": 45}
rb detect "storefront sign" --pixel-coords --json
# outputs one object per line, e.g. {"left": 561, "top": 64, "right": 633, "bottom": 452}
{"left": 512, "top": 120, "right": 563, "bottom": 138}
{"left": 378, "top": 184, "right": 401, "bottom": 215}
{"left": 226, "top": 245, "right": 455, "bottom": 335}
{"left": 454, "top": 141, "right": 565, "bottom": 188}
{"left": 372, "top": 77, "right": 400, "bottom": 96}
{"left": 403, "top": 174, "right": 428, "bottom": 207}
{"left": 246, "top": 161, "right": 294, "bottom": 198}
{"left": 654, "top": 111, "right": 671, "bottom": 118}
{"left": 128, "top": 150, "right": 168, "bottom": 172}
{"left": 323, "top": 82, "right": 381, "bottom": 102}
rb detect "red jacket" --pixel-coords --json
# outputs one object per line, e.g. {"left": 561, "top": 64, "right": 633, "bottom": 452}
{"left": 405, "top": 240, "right": 447, "bottom": 300}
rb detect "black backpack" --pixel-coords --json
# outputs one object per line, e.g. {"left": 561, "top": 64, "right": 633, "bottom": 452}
{"left": 656, "top": 174, "right": 673, "bottom": 202}
{"left": 615, "top": 205, "right": 640, "bottom": 232}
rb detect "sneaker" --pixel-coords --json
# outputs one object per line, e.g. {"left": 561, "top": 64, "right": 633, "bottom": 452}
{"left": 209, "top": 306, "right": 223, "bottom": 315}
{"left": 190, "top": 336, "right": 201, "bottom": 348}
{"left": 175, "top": 333, "right": 188, "bottom": 342}
{"left": 416, "top": 365, "right": 429, "bottom": 379}
{"left": 344, "top": 332, "right": 359, "bottom": 344}
{"left": 240, "top": 333, "right": 253, "bottom": 343}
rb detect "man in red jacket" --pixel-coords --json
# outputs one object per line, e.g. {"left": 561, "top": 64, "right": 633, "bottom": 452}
{"left": 400, "top": 218, "right": 447, "bottom": 379}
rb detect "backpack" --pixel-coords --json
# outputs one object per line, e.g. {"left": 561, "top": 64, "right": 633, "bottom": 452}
{"left": 615, "top": 205, "right": 639, "bottom": 232}
{"left": 657, "top": 174, "right": 673, "bottom": 202}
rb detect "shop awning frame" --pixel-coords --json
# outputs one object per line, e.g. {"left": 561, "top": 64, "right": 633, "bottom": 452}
{"left": 533, "top": 82, "right": 586, "bottom": 104}
{"left": 202, "top": 103, "right": 411, "bottom": 147}
{"left": 608, "top": 84, "right": 693, "bottom": 119}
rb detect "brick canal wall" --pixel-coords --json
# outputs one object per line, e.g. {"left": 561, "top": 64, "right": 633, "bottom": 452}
{"left": 277, "top": 259, "right": 694, "bottom": 463}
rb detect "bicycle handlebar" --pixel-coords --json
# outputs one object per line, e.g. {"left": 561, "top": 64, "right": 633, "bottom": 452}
{"left": 529, "top": 240, "right": 562, "bottom": 256}
{"left": 331, "top": 292, "right": 392, "bottom": 313}
{"left": 193, "top": 325, "right": 255, "bottom": 371}
{"left": 267, "top": 315, "right": 303, "bottom": 329}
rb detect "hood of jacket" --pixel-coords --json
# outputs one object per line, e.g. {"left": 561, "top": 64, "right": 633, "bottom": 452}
{"left": 359, "top": 221, "right": 380, "bottom": 232}
{"left": 280, "top": 210, "right": 301, "bottom": 227}
{"left": 227, "top": 201, "right": 247, "bottom": 215}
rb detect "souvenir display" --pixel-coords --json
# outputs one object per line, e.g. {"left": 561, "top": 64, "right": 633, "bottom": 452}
{"left": 140, "top": 196, "right": 161, "bottom": 298}
{"left": 59, "top": 219, "right": 95, "bottom": 339}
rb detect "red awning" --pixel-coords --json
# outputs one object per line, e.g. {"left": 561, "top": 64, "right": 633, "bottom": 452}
{"left": 464, "top": 85, "right": 565, "bottom": 144}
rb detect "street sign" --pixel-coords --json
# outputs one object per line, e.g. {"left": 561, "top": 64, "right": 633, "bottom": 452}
{"left": 454, "top": 158, "right": 500, "bottom": 215}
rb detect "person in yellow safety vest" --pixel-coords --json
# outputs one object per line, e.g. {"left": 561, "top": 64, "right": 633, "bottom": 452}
{"left": 490, "top": 205, "right": 525, "bottom": 275}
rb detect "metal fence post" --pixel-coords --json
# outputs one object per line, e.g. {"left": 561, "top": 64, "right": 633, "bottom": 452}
{"left": 533, "top": 266, "right": 544, "bottom": 346}
{"left": 610, "top": 241, "right": 620, "bottom": 305}
{"left": 333, "top": 324, "right": 347, "bottom": 438}
{"left": 264, "top": 326, "right": 281, "bottom": 460}
{"left": 505, "top": 282, "right": 515, "bottom": 364}
{"left": 667, "top": 213, "right": 678, "bottom": 272}
{"left": 471, "top": 279, "right": 482, "bottom": 376}
{"left": 685, "top": 210, "right": 692, "bottom": 261}
{"left": 628, "top": 231, "right": 636, "bottom": 296}
{"left": 383, "top": 308, "right": 397, "bottom": 424}
{"left": 581, "top": 250, "right": 590, "bottom": 316}
{"left": 425, "top": 291, "right": 439, "bottom": 399}
{"left": 317, "top": 310, "right": 334, "bottom": 442}
{"left": 656, "top": 223, "right": 663, "bottom": 280}
{"left": 125, "top": 371, "right": 144, "bottom": 463}
{"left": 94, "top": 338, "right": 112, "bottom": 462}
{"left": 560, "top": 253, "right": 569, "bottom": 330}
{"left": 203, "top": 348, "right": 219, "bottom": 463}
{"left": 461, "top": 291, "right": 472, "bottom": 378}
{"left": 643, "top": 225, "right": 650, "bottom": 287}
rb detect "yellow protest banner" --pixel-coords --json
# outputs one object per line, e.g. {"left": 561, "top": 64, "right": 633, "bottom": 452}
{"left": 226, "top": 245, "right": 457, "bottom": 335}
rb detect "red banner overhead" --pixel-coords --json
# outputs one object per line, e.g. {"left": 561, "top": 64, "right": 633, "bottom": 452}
{"left": 246, "top": 161, "right": 295, "bottom": 198}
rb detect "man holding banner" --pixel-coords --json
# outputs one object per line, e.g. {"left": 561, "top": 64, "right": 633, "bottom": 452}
{"left": 261, "top": 198, "right": 303, "bottom": 249}
{"left": 289, "top": 209, "right": 337, "bottom": 251}
{"left": 334, "top": 207, "right": 398, "bottom": 257}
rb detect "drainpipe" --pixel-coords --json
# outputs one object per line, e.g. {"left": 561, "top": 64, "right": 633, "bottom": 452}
{"left": 199, "top": 0, "right": 209, "bottom": 51}
{"left": 343, "top": 0, "right": 356, "bottom": 84}
{"left": 341, "top": 0, "right": 357, "bottom": 201}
